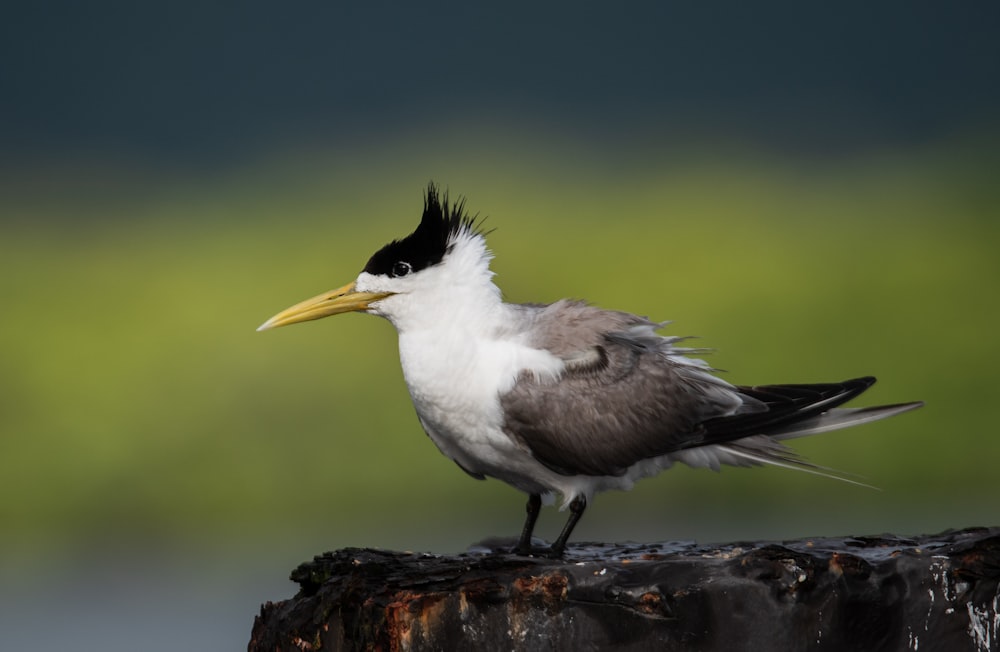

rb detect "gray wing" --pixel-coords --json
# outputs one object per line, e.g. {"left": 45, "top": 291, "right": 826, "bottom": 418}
{"left": 500, "top": 300, "right": 760, "bottom": 477}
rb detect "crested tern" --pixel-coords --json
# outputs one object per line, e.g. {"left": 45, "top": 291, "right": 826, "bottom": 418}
{"left": 258, "top": 183, "right": 923, "bottom": 556}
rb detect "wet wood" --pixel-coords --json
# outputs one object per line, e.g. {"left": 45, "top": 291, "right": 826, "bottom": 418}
{"left": 249, "top": 527, "right": 1000, "bottom": 651}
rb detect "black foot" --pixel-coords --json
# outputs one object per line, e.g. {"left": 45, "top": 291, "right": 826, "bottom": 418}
{"left": 509, "top": 539, "right": 559, "bottom": 557}
{"left": 510, "top": 494, "right": 587, "bottom": 558}
{"left": 508, "top": 541, "right": 573, "bottom": 558}
{"left": 549, "top": 495, "right": 587, "bottom": 556}
{"left": 539, "top": 545, "right": 569, "bottom": 559}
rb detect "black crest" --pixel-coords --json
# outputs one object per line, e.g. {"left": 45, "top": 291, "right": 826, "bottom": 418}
{"left": 363, "top": 183, "right": 481, "bottom": 277}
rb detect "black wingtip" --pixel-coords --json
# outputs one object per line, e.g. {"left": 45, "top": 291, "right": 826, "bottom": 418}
{"left": 697, "top": 376, "right": 890, "bottom": 445}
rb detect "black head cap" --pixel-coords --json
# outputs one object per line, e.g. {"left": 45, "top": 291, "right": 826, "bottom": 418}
{"left": 363, "top": 183, "right": 481, "bottom": 278}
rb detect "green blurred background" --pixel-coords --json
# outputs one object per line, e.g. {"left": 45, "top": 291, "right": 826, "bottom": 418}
{"left": 2, "top": 2, "right": 998, "bottom": 649}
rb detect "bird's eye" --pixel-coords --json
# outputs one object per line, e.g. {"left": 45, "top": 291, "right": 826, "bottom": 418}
{"left": 391, "top": 261, "right": 412, "bottom": 278}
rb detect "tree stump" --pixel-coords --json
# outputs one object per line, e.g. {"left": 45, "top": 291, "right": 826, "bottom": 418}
{"left": 249, "top": 527, "right": 1000, "bottom": 651}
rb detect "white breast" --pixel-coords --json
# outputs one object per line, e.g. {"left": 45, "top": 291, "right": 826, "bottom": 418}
{"left": 396, "top": 323, "right": 565, "bottom": 493}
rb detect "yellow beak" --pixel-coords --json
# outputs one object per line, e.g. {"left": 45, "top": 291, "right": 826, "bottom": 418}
{"left": 257, "top": 281, "right": 393, "bottom": 331}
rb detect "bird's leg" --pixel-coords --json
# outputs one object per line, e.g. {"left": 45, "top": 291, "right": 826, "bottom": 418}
{"left": 514, "top": 494, "right": 542, "bottom": 555}
{"left": 548, "top": 495, "right": 587, "bottom": 557}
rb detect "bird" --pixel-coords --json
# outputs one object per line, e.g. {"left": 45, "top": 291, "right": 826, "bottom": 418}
{"left": 258, "top": 182, "right": 923, "bottom": 557}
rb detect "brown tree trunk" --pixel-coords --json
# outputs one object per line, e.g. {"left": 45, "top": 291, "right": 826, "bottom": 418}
{"left": 249, "top": 527, "right": 999, "bottom": 651}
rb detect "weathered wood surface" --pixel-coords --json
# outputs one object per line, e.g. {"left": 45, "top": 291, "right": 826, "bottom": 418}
{"left": 249, "top": 527, "right": 1000, "bottom": 651}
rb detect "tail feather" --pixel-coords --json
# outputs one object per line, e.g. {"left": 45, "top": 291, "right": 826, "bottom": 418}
{"left": 689, "top": 376, "right": 923, "bottom": 486}
{"left": 768, "top": 402, "right": 924, "bottom": 440}
{"left": 693, "top": 376, "right": 922, "bottom": 447}
{"left": 718, "top": 444, "right": 880, "bottom": 489}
